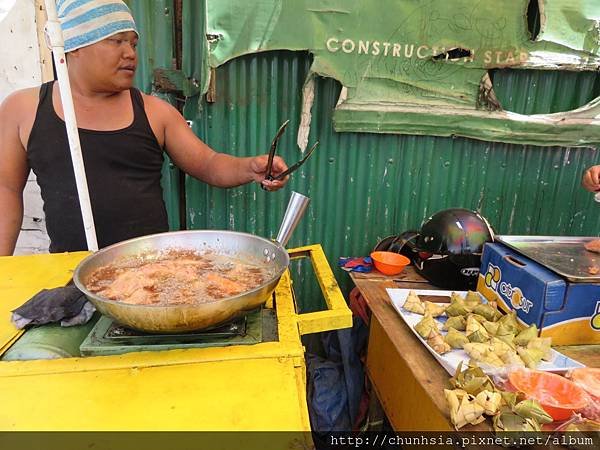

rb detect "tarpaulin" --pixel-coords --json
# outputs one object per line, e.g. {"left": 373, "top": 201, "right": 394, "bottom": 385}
{"left": 204, "top": 0, "right": 600, "bottom": 147}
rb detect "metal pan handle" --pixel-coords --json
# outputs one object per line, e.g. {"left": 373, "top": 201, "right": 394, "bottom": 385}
{"left": 276, "top": 191, "right": 310, "bottom": 247}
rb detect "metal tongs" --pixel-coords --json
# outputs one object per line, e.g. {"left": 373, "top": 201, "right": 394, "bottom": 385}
{"left": 263, "top": 120, "right": 318, "bottom": 186}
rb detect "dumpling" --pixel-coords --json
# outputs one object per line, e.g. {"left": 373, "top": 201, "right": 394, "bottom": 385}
{"left": 424, "top": 301, "right": 447, "bottom": 317}
{"left": 446, "top": 300, "right": 469, "bottom": 317}
{"left": 427, "top": 330, "right": 452, "bottom": 355}
{"left": 403, "top": 291, "right": 426, "bottom": 314}
{"left": 514, "top": 324, "right": 538, "bottom": 346}
{"left": 517, "top": 346, "right": 544, "bottom": 369}
{"left": 526, "top": 337, "right": 552, "bottom": 361}
{"left": 472, "top": 304, "right": 502, "bottom": 322}
{"left": 466, "top": 315, "right": 489, "bottom": 337}
{"left": 445, "top": 327, "right": 470, "bottom": 349}
{"left": 414, "top": 313, "right": 438, "bottom": 339}
{"left": 443, "top": 315, "right": 467, "bottom": 331}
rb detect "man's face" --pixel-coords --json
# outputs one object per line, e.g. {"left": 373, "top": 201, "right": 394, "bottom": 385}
{"left": 70, "top": 31, "right": 139, "bottom": 91}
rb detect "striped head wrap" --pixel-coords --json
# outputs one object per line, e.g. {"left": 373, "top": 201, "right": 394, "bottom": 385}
{"left": 56, "top": 0, "right": 138, "bottom": 52}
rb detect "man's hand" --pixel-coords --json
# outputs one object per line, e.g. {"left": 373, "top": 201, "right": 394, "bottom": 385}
{"left": 582, "top": 165, "right": 600, "bottom": 193}
{"left": 249, "top": 155, "right": 290, "bottom": 191}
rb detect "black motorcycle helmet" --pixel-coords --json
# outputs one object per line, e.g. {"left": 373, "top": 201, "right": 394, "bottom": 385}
{"left": 413, "top": 208, "right": 494, "bottom": 290}
{"left": 373, "top": 231, "right": 419, "bottom": 260}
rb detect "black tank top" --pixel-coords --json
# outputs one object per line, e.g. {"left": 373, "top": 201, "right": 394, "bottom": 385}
{"left": 27, "top": 81, "right": 169, "bottom": 253}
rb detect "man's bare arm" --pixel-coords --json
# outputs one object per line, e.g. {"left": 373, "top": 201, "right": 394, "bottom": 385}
{"left": 0, "top": 92, "right": 31, "bottom": 256}
{"left": 145, "top": 95, "right": 289, "bottom": 190}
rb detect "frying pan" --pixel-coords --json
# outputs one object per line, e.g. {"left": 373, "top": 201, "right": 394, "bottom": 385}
{"left": 73, "top": 192, "right": 309, "bottom": 333}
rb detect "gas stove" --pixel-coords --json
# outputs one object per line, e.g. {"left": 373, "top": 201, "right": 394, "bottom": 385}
{"left": 79, "top": 308, "right": 278, "bottom": 357}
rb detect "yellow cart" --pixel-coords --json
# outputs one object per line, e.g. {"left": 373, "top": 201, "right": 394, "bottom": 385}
{"left": 0, "top": 245, "right": 352, "bottom": 449}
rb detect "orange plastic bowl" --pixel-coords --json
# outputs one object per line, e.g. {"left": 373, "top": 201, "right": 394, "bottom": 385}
{"left": 370, "top": 251, "right": 410, "bottom": 276}
{"left": 508, "top": 369, "right": 590, "bottom": 421}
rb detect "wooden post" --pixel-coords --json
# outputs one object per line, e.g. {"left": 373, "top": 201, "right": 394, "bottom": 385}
{"left": 34, "top": 0, "right": 54, "bottom": 82}
{"left": 43, "top": 0, "right": 98, "bottom": 251}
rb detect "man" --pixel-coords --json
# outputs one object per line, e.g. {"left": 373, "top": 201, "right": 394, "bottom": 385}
{"left": 0, "top": 0, "right": 289, "bottom": 256}
{"left": 582, "top": 165, "right": 600, "bottom": 193}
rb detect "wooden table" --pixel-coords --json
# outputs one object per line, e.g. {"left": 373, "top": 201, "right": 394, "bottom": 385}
{"left": 350, "top": 267, "right": 600, "bottom": 431}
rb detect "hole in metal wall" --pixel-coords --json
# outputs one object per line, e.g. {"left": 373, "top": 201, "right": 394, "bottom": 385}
{"left": 432, "top": 48, "right": 473, "bottom": 61}
{"left": 489, "top": 69, "right": 600, "bottom": 115}
{"left": 527, "top": 0, "right": 541, "bottom": 41}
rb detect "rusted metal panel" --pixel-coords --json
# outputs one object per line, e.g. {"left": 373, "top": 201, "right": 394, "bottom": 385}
{"left": 202, "top": 0, "right": 600, "bottom": 146}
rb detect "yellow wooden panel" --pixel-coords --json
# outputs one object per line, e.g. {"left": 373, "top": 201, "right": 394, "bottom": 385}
{"left": 273, "top": 270, "right": 299, "bottom": 346}
{"left": 366, "top": 318, "right": 452, "bottom": 431}
{"left": 0, "top": 356, "right": 309, "bottom": 431}
{"left": 297, "top": 310, "right": 352, "bottom": 335}
{"left": 0, "top": 252, "right": 89, "bottom": 349}
{"left": 289, "top": 245, "right": 347, "bottom": 311}
{"left": 0, "top": 342, "right": 305, "bottom": 378}
{"left": 289, "top": 245, "right": 352, "bottom": 335}
{"left": 0, "top": 251, "right": 319, "bottom": 435}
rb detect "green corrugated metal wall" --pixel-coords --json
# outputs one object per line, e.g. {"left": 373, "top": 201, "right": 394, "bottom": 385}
{"left": 131, "top": 1, "right": 600, "bottom": 311}
{"left": 128, "top": 0, "right": 181, "bottom": 230}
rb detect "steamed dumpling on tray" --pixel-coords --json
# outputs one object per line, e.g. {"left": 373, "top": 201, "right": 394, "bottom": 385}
{"left": 402, "top": 290, "right": 425, "bottom": 314}
{"left": 424, "top": 300, "right": 447, "bottom": 317}
{"left": 445, "top": 327, "right": 470, "bottom": 349}
{"left": 443, "top": 315, "right": 467, "bottom": 331}
{"left": 397, "top": 289, "right": 555, "bottom": 372}
{"left": 414, "top": 313, "right": 438, "bottom": 339}
{"left": 446, "top": 298, "right": 470, "bottom": 317}
{"left": 427, "top": 329, "right": 452, "bottom": 355}
{"left": 514, "top": 324, "right": 538, "bottom": 346}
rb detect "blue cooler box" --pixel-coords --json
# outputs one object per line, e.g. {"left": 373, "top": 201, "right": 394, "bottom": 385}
{"left": 477, "top": 242, "right": 600, "bottom": 345}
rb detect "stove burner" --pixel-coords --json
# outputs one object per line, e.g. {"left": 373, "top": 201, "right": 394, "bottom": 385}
{"left": 79, "top": 308, "right": 276, "bottom": 357}
{"left": 103, "top": 316, "right": 248, "bottom": 345}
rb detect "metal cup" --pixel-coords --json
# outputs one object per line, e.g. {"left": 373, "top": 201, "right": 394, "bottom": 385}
{"left": 276, "top": 191, "right": 310, "bottom": 247}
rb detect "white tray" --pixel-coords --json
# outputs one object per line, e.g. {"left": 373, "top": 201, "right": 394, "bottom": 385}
{"left": 386, "top": 288, "right": 585, "bottom": 376}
